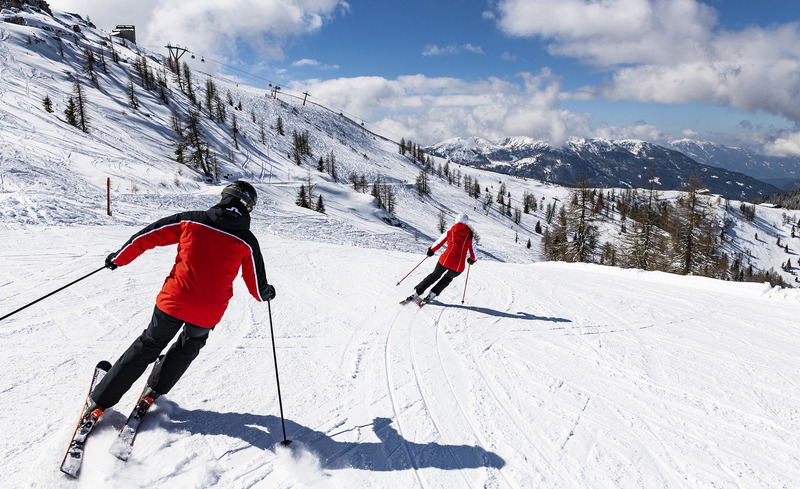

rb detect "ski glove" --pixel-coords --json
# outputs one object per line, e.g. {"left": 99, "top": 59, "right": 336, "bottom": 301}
{"left": 426, "top": 248, "right": 435, "bottom": 257}
{"left": 467, "top": 258, "right": 476, "bottom": 265}
{"left": 264, "top": 284, "right": 276, "bottom": 301}
{"left": 105, "top": 253, "right": 119, "bottom": 270}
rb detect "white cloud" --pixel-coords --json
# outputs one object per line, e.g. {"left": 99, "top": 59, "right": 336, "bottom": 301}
{"left": 53, "top": 0, "right": 346, "bottom": 61}
{"left": 594, "top": 123, "right": 664, "bottom": 142}
{"left": 293, "top": 59, "right": 320, "bottom": 67}
{"left": 763, "top": 133, "right": 800, "bottom": 157}
{"left": 501, "top": 51, "right": 517, "bottom": 62}
{"left": 495, "top": 0, "right": 717, "bottom": 67}
{"left": 422, "top": 43, "right": 484, "bottom": 56}
{"left": 292, "top": 70, "right": 593, "bottom": 145}
{"left": 292, "top": 58, "right": 339, "bottom": 70}
{"left": 493, "top": 0, "right": 800, "bottom": 125}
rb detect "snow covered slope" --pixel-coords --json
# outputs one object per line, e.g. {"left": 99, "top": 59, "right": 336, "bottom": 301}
{"left": 1, "top": 6, "right": 800, "bottom": 488}
{"left": 1, "top": 228, "right": 799, "bottom": 488}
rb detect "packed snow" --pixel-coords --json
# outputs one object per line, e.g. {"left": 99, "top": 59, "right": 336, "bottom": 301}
{"left": 1, "top": 5, "right": 800, "bottom": 488}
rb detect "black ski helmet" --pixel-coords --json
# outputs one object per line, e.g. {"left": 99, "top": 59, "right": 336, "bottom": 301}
{"left": 221, "top": 180, "right": 257, "bottom": 212}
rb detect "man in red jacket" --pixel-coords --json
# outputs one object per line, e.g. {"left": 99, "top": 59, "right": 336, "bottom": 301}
{"left": 408, "top": 213, "right": 477, "bottom": 304}
{"left": 81, "top": 181, "right": 275, "bottom": 423}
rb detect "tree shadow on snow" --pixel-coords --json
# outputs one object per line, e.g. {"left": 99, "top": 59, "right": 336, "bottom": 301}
{"left": 435, "top": 302, "right": 571, "bottom": 323}
{"left": 156, "top": 400, "right": 505, "bottom": 472}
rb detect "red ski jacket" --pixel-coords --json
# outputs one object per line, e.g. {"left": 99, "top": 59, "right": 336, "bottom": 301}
{"left": 431, "top": 222, "right": 477, "bottom": 273}
{"left": 110, "top": 200, "right": 270, "bottom": 328}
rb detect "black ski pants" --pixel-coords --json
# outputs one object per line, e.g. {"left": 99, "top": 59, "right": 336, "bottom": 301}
{"left": 415, "top": 262, "right": 461, "bottom": 297}
{"left": 91, "top": 305, "right": 211, "bottom": 408}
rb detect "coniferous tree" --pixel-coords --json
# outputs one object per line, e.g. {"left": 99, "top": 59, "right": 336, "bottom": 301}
{"left": 670, "top": 172, "right": 718, "bottom": 275}
{"left": 205, "top": 79, "right": 217, "bottom": 120}
{"left": 415, "top": 169, "right": 429, "bottom": 196}
{"left": 64, "top": 96, "right": 78, "bottom": 127}
{"left": 276, "top": 115, "right": 285, "bottom": 136}
{"left": 325, "top": 150, "right": 337, "bottom": 181}
{"left": 83, "top": 47, "right": 98, "bottom": 87}
{"left": 296, "top": 185, "right": 310, "bottom": 208}
{"left": 259, "top": 119, "right": 267, "bottom": 145}
{"left": 214, "top": 93, "right": 227, "bottom": 123}
{"left": 72, "top": 76, "right": 89, "bottom": 133}
{"left": 184, "top": 108, "right": 213, "bottom": 178}
{"left": 156, "top": 65, "right": 170, "bottom": 104}
{"left": 42, "top": 95, "right": 53, "bottom": 113}
{"left": 358, "top": 174, "right": 368, "bottom": 193}
{"left": 128, "top": 75, "right": 139, "bottom": 110}
{"left": 108, "top": 36, "right": 119, "bottom": 63}
{"left": 315, "top": 195, "right": 326, "bottom": 213}
{"left": 563, "top": 178, "right": 598, "bottom": 263}
{"left": 438, "top": 210, "right": 446, "bottom": 233}
{"left": 621, "top": 168, "right": 667, "bottom": 271}
{"left": 231, "top": 113, "right": 239, "bottom": 150}
{"left": 171, "top": 108, "right": 186, "bottom": 165}
{"left": 181, "top": 62, "right": 196, "bottom": 104}
{"left": 97, "top": 48, "right": 107, "bottom": 74}
{"left": 496, "top": 182, "right": 506, "bottom": 205}
{"left": 305, "top": 172, "right": 314, "bottom": 205}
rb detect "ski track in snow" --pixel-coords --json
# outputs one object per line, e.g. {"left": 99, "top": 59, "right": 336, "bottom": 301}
{"left": 3, "top": 220, "right": 800, "bottom": 489}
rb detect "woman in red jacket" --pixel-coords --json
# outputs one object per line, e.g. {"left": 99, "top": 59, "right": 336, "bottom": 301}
{"left": 80, "top": 181, "right": 275, "bottom": 424}
{"left": 408, "top": 213, "right": 477, "bottom": 303}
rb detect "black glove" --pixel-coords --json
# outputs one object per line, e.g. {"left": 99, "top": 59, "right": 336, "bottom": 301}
{"left": 264, "top": 284, "right": 276, "bottom": 301}
{"left": 105, "top": 253, "right": 118, "bottom": 270}
{"left": 426, "top": 248, "right": 435, "bottom": 257}
{"left": 467, "top": 258, "right": 476, "bottom": 265}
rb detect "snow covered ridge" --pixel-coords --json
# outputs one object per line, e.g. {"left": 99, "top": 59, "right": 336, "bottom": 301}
{"left": 429, "top": 136, "right": 781, "bottom": 200}
{"left": 669, "top": 139, "right": 800, "bottom": 190}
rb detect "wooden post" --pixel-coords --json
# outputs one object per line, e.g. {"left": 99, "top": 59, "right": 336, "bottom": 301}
{"left": 107, "top": 177, "right": 112, "bottom": 216}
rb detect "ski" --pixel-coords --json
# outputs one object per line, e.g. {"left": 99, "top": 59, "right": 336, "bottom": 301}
{"left": 110, "top": 356, "right": 162, "bottom": 461}
{"left": 60, "top": 360, "right": 112, "bottom": 478}
{"left": 109, "top": 387, "right": 156, "bottom": 461}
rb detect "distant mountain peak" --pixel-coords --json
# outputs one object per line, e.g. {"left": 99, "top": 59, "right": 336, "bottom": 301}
{"left": 429, "top": 137, "right": 779, "bottom": 199}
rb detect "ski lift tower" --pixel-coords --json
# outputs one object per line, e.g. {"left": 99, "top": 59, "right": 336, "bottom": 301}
{"left": 165, "top": 43, "right": 189, "bottom": 65}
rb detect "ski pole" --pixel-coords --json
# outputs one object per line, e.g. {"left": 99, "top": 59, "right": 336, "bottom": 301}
{"left": 396, "top": 255, "right": 429, "bottom": 286}
{"left": 0, "top": 265, "right": 106, "bottom": 323}
{"left": 461, "top": 263, "right": 471, "bottom": 304}
{"left": 266, "top": 298, "right": 291, "bottom": 446}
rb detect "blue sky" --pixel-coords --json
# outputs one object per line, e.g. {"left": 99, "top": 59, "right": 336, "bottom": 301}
{"left": 58, "top": 0, "right": 800, "bottom": 154}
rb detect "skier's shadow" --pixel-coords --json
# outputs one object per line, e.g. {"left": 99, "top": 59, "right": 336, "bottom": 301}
{"left": 156, "top": 400, "right": 505, "bottom": 471}
{"left": 436, "top": 302, "right": 571, "bottom": 323}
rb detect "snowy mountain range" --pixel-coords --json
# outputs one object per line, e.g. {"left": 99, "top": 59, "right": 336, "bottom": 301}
{"left": 669, "top": 139, "right": 800, "bottom": 190}
{"left": 1, "top": 4, "right": 800, "bottom": 488}
{"left": 428, "top": 136, "right": 781, "bottom": 199}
